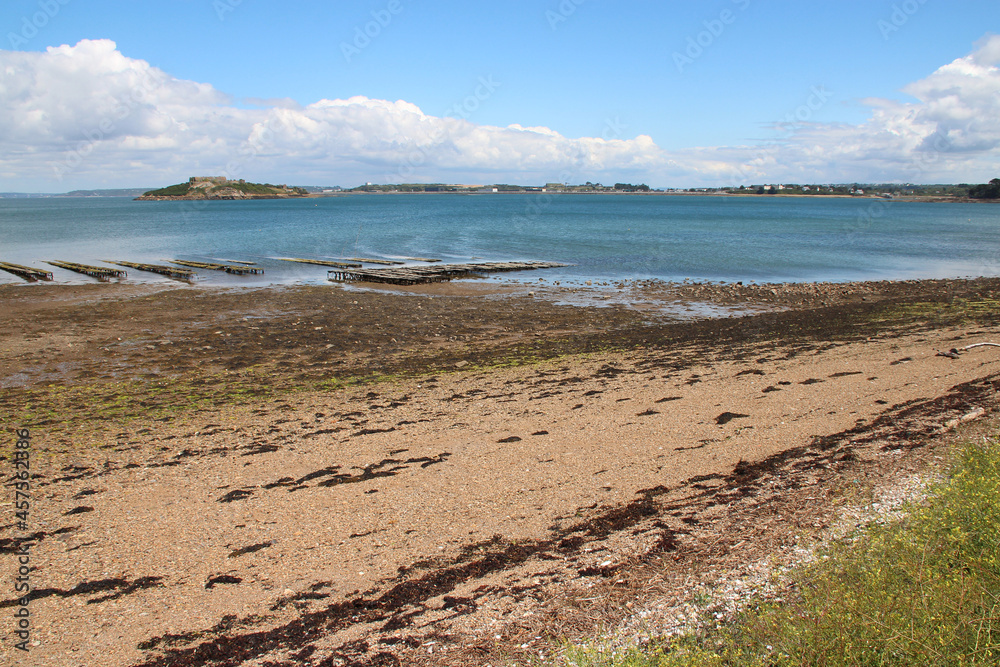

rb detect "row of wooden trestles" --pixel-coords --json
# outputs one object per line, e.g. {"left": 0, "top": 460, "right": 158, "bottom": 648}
{"left": 2, "top": 257, "right": 567, "bottom": 285}
{"left": 327, "top": 261, "right": 569, "bottom": 285}
{"left": 0, "top": 261, "right": 54, "bottom": 281}
{"left": 169, "top": 260, "right": 264, "bottom": 275}
{"left": 274, "top": 257, "right": 441, "bottom": 269}
{"left": 0, "top": 259, "right": 264, "bottom": 282}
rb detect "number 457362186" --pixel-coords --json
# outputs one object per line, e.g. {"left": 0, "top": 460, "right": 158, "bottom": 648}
{"left": 14, "top": 428, "right": 30, "bottom": 530}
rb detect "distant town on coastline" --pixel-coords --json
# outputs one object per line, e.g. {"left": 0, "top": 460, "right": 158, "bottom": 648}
{"left": 2, "top": 177, "right": 998, "bottom": 200}
{"left": 346, "top": 180, "right": 1000, "bottom": 200}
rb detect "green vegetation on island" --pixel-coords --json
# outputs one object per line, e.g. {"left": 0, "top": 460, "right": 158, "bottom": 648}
{"left": 138, "top": 176, "right": 308, "bottom": 200}
{"left": 969, "top": 178, "right": 1000, "bottom": 200}
{"left": 145, "top": 182, "right": 194, "bottom": 197}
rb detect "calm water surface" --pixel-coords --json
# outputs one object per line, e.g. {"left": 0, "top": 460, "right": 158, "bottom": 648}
{"left": 1, "top": 194, "right": 998, "bottom": 286}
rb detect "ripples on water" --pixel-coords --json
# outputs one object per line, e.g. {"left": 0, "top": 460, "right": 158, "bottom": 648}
{"left": 1, "top": 194, "right": 998, "bottom": 286}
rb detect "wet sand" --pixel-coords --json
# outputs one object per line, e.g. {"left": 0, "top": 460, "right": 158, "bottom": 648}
{"left": 1, "top": 277, "right": 999, "bottom": 666}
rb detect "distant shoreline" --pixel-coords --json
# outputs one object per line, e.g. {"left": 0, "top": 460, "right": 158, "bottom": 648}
{"left": 305, "top": 190, "right": 995, "bottom": 203}
{"left": 3, "top": 191, "right": 995, "bottom": 203}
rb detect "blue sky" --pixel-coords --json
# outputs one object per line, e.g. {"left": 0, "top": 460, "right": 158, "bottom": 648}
{"left": 1, "top": 0, "right": 999, "bottom": 190}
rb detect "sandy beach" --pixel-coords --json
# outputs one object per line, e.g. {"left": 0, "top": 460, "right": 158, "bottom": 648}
{"left": 2, "top": 277, "right": 999, "bottom": 666}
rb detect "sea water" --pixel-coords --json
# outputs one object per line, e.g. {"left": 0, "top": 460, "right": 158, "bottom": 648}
{"left": 1, "top": 194, "right": 998, "bottom": 286}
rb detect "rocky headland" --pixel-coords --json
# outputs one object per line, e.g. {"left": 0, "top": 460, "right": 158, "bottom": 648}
{"left": 134, "top": 176, "right": 309, "bottom": 201}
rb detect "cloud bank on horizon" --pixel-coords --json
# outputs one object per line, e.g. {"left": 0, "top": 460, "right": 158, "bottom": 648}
{"left": 1, "top": 35, "right": 999, "bottom": 191}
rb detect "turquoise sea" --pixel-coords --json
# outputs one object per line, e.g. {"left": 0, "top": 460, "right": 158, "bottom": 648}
{"left": 1, "top": 194, "right": 998, "bottom": 286}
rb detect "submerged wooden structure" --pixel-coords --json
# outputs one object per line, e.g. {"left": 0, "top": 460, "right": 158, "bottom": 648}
{"left": 215, "top": 259, "right": 257, "bottom": 266}
{"left": 108, "top": 261, "right": 195, "bottom": 279}
{"left": 46, "top": 260, "right": 126, "bottom": 280}
{"left": 343, "top": 257, "right": 404, "bottom": 265}
{"left": 398, "top": 257, "right": 442, "bottom": 263}
{"left": 278, "top": 257, "right": 362, "bottom": 269}
{"left": 328, "top": 260, "right": 569, "bottom": 285}
{"left": 170, "top": 260, "right": 264, "bottom": 275}
{"left": 0, "top": 261, "right": 53, "bottom": 282}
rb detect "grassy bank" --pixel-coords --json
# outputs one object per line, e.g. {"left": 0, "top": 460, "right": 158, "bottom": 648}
{"left": 557, "top": 434, "right": 1000, "bottom": 667}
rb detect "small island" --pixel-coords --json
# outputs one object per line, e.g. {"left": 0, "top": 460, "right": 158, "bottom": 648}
{"left": 135, "top": 176, "right": 309, "bottom": 201}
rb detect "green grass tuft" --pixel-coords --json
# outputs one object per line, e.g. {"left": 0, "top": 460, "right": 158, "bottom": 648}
{"left": 554, "top": 436, "right": 1000, "bottom": 667}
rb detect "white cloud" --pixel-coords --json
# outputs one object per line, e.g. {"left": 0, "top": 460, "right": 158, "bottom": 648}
{"left": 1, "top": 36, "right": 999, "bottom": 190}
{"left": 726, "top": 33, "right": 1000, "bottom": 185}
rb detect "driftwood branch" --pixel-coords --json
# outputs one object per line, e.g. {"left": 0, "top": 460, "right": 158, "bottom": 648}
{"left": 939, "top": 407, "right": 986, "bottom": 433}
{"left": 936, "top": 342, "right": 1000, "bottom": 359}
